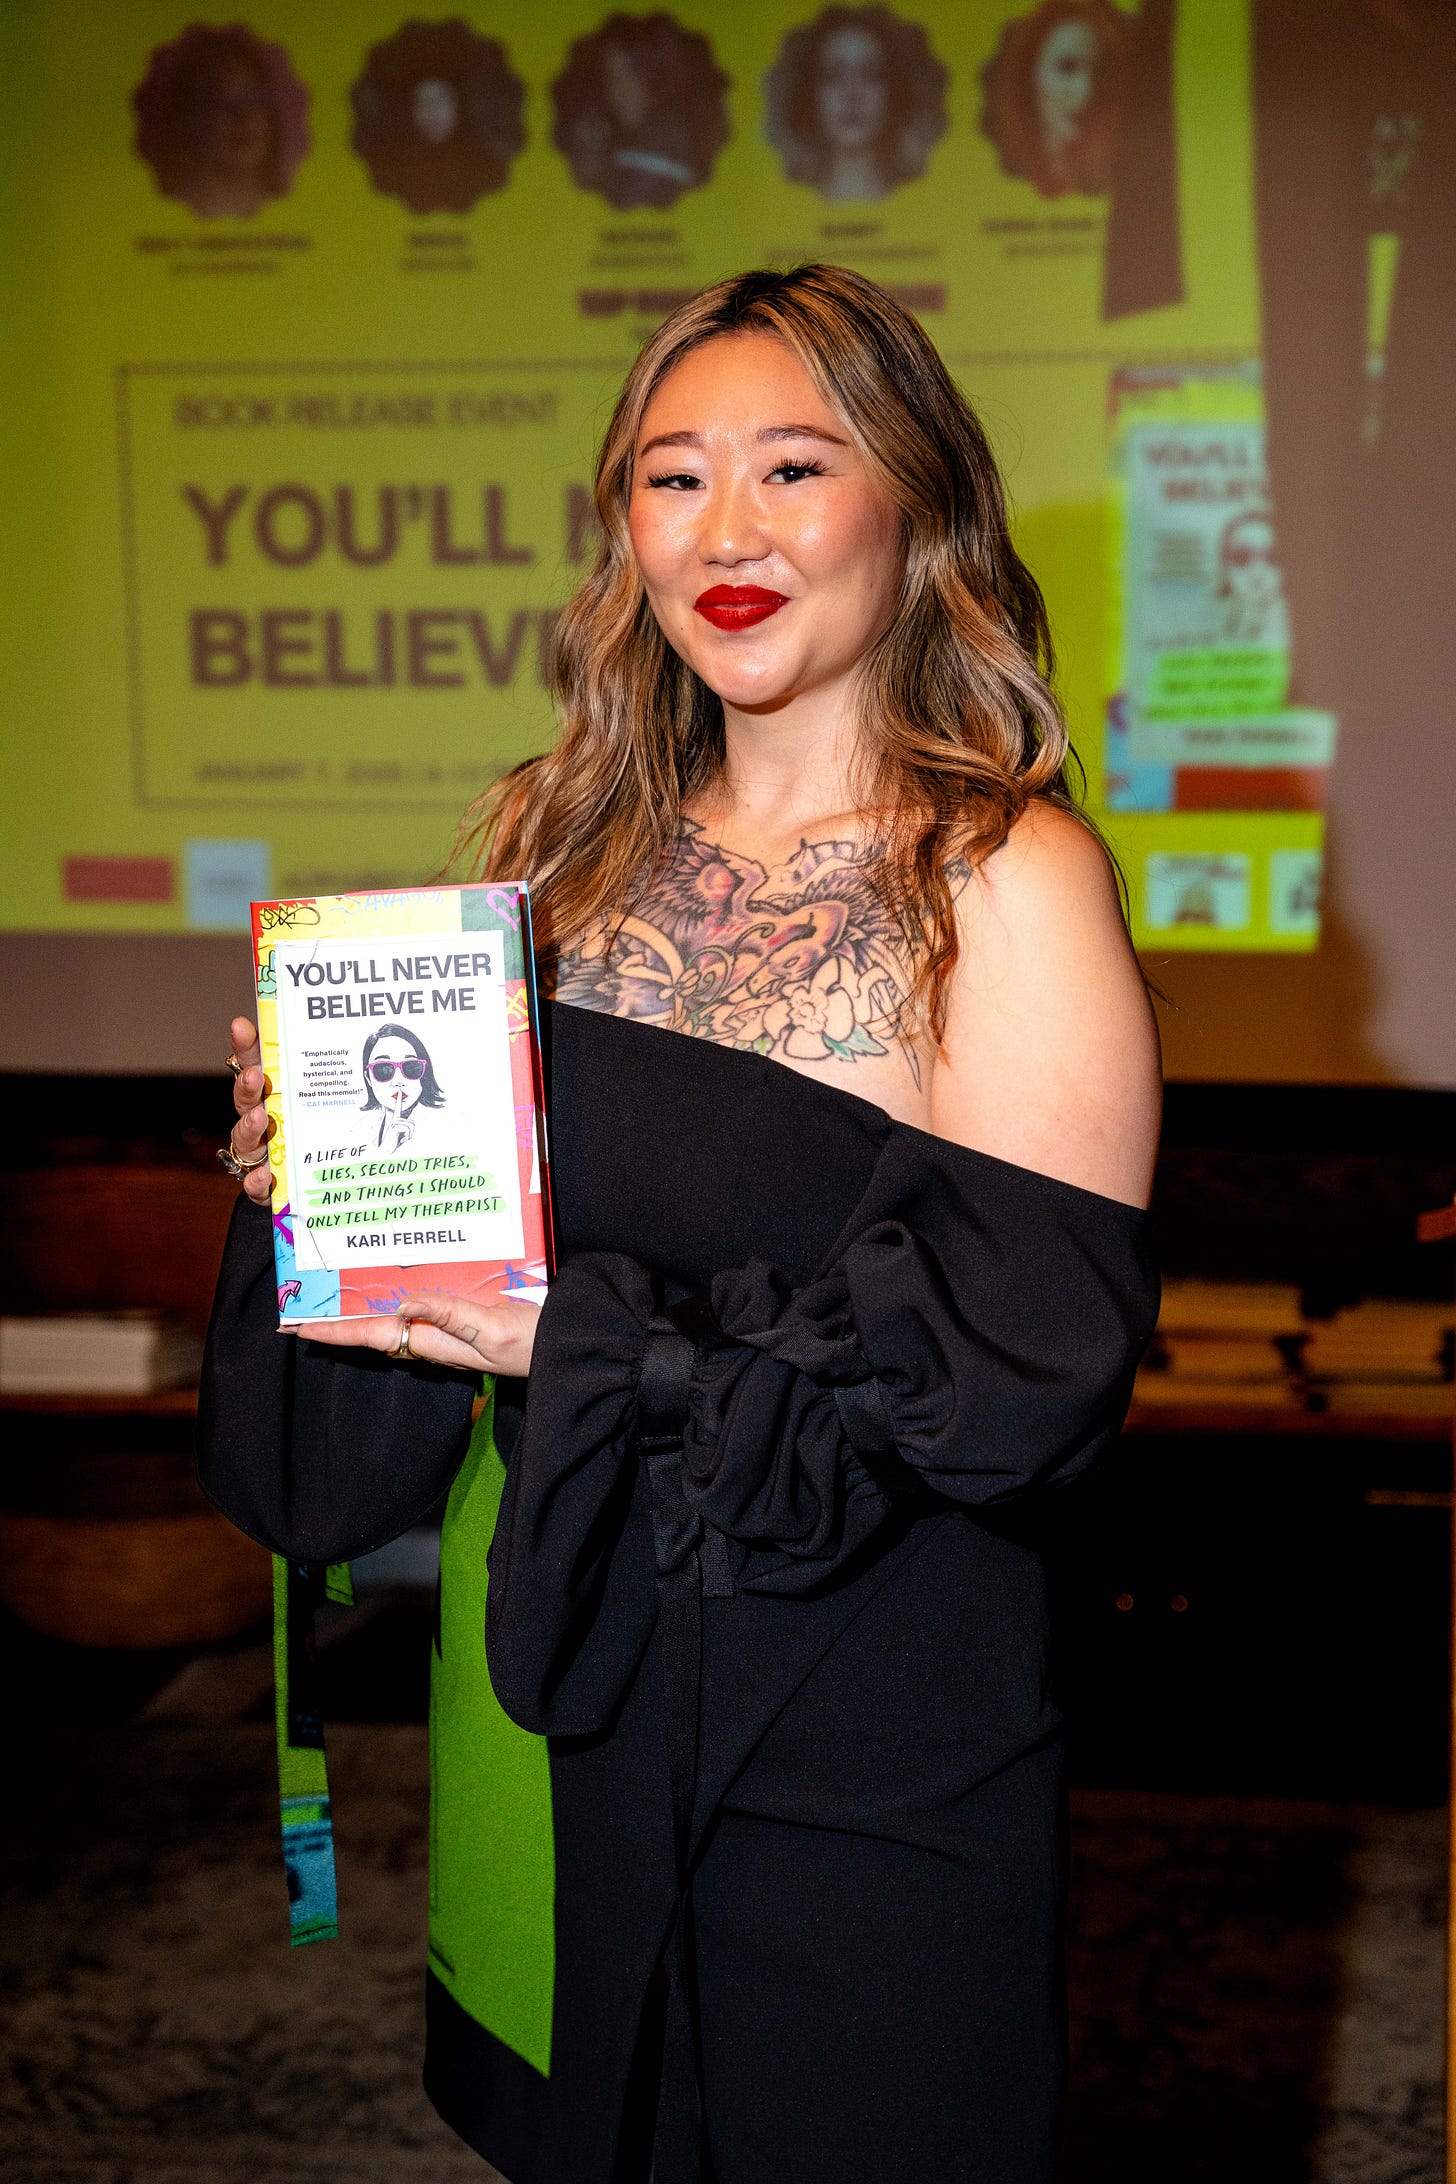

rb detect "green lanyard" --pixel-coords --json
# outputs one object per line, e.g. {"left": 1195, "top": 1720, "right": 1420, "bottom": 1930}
{"left": 273, "top": 1555, "right": 354, "bottom": 1945}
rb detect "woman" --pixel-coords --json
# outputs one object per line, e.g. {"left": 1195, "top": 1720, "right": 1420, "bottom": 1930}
{"left": 765, "top": 5, "right": 948, "bottom": 202}
{"left": 349, "top": 19, "right": 526, "bottom": 216}
{"left": 1215, "top": 506, "right": 1286, "bottom": 647}
{"left": 980, "top": 0, "right": 1131, "bottom": 199}
{"left": 133, "top": 23, "right": 301, "bottom": 220}
{"left": 202, "top": 264, "right": 1160, "bottom": 2184}
{"left": 358, "top": 1021, "right": 446, "bottom": 1153}
{"left": 551, "top": 15, "right": 731, "bottom": 213}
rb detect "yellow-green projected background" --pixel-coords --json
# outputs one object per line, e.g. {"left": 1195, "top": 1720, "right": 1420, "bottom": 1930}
{"left": 2, "top": 0, "right": 1336, "bottom": 947}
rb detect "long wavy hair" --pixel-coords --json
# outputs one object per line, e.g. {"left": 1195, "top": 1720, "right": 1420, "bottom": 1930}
{"left": 459, "top": 262, "right": 1081, "bottom": 1039}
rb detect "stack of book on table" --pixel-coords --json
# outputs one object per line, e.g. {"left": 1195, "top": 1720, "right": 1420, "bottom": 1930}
{"left": 1135, "top": 1281, "right": 1454, "bottom": 1420}
{"left": 1301, "top": 1300, "right": 1454, "bottom": 1415}
{"left": 0, "top": 1312, "right": 203, "bottom": 1396}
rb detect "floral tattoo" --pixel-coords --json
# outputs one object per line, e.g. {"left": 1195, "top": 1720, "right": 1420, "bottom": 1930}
{"left": 546, "top": 819, "right": 923, "bottom": 1082}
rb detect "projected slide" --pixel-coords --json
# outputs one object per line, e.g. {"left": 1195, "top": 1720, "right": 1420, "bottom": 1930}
{"left": 4, "top": 0, "right": 1424, "bottom": 953}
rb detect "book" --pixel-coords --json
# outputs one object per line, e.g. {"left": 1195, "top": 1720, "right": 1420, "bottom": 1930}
{"left": 1155, "top": 1280, "right": 1305, "bottom": 1337}
{"left": 1131, "top": 1372, "right": 1308, "bottom": 1413}
{"left": 0, "top": 1312, "right": 203, "bottom": 1394}
{"left": 252, "top": 882, "right": 552, "bottom": 1325}
{"left": 1153, "top": 1333, "right": 1291, "bottom": 1384}
{"left": 1302, "top": 1302, "right": 1454, "bottom": 1384}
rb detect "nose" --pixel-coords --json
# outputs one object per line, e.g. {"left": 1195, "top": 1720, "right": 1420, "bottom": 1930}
{"left": 699, "top": 469, "right": 770, "bottom": 571}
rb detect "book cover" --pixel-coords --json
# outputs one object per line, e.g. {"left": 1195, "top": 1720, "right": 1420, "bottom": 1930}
{"left": 251, "top": 882, "right": 552, "bottom": 1324}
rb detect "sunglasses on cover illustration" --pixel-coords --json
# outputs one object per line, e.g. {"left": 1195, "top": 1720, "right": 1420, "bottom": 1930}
{"left": 368, "top": 1057, "right": 427, "bottom": 1082}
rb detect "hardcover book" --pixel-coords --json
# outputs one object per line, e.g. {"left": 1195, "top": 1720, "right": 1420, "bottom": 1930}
{"left": 0, "top": 1312, "right": 203, "bottom": 1394}
{"left": 251, "top": 882, "right": 551, "bottom": 1324}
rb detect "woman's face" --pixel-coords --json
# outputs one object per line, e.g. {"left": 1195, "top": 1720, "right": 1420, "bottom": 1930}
{"left": 628, "top": 333, "right": 902, "bottom": 719}
{"left": 1035, "top": 19, "right": 1099, "bottom": 151}
{"left": 602, "top": 44, "right": 651, "bottom": 131}
{"left": 815, "top": 26, "right": 889, "bottom": 152}
{"left": 1221, "top": 516, "right": 1281, "bottom": 612}
{"left": 412, "top": 77, "right": 460, "bottom": 144}
{"left": 192, "top": 59, "right": 274, "bottom": 176}
{"left": 367, "top": 1035, "right": 426, "bottom": 1121}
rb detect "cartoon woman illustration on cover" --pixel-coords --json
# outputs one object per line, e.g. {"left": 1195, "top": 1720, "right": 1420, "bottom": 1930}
{"left": 1215, "top": 506, "right": 1286, "bottom": 646}
{"left": 359, "top": 1023, "right": 446, "bottom": 1153}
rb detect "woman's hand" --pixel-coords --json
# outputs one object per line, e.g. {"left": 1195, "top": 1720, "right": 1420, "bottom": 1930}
{"left": 286, "top": 1292, "right": 540, "bottom": 1379}
{"left": 227, "top": 1015, "right": 273, "bottom": 1205}
{"left": 224, "top": 1013, "right": 541, "bottom": 1376}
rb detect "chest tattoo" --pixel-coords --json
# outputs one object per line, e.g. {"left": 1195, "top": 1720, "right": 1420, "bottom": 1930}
{"left": 547, "top": 819, "right": 921, "bottom": 1080}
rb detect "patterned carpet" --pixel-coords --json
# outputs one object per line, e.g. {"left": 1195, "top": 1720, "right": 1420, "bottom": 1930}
{"left": 1, "top": 1723, "right": 494, "bottom": 2184}
{"left": 1065, "top": 1792, "right": 1444, "bottom": 2182}
{"left": 0, "top": 1717, "right": 1444, "bottom": 2183}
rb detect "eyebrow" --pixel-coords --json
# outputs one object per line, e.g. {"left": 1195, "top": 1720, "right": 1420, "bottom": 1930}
{"left": 637, "top": 422, "right": 851, "bottom": 459}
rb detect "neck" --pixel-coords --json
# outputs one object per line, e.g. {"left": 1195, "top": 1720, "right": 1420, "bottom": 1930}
{"left": 188, "top": 175, "right": 267, "bottom": 217}
{"left": 825, "top": 151, "right": 884, "bottom": 201}
{"left": 708, "top": 682, "right": 866, "bottom": 840}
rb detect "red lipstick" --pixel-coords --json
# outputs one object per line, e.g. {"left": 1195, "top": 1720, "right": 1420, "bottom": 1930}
{"left": 694, "top": 584, "right": 789, "bottom": 631}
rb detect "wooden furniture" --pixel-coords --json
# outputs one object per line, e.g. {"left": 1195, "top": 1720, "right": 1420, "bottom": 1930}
{"left": 0, "top": 1164, "right": 270, "bottom": 1647}
{"left": 1126, "top": 1388, "right": 1452, "bottom": 1441}
{"left": 1053, "top": 1414, "right": 1451, "bottom": 1812}
{"left": 0, "top": 1163, "right": 238, "bottom": 1325}
{"left": 1413, "top": 1193, "right": 1456, "bottom": 2184}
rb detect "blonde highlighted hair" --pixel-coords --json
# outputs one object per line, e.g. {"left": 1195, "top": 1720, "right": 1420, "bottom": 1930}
{"left": 459, "top": 262, "right": 1081, "bottom": 1038}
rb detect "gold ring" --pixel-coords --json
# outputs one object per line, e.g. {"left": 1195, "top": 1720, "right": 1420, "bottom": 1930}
{"left": 225, "top": 1052, "right": 244, "bottom": 1077}
{"left": 217, "top": 1134, "right": 269, "bottom": 1180}
{"left": 394, "top": 1319, "right": 413, "bottom": 1360}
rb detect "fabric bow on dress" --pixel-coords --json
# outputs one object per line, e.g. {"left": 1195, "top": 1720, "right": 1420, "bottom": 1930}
{"left": 485, "top": 1130, "right": 1159, "bottom": 1739}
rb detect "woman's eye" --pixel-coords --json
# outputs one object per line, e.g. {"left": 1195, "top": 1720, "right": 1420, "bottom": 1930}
{"left": 768, "top": 459, "right": 828, "bottom": 484}
{"left": 645, "top": 470, "right": 704, "bottom": 490}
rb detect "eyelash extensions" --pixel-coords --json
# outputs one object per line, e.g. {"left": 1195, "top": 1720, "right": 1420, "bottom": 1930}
{"left": 644, "top": 456, "right": 830, "bottom": 489}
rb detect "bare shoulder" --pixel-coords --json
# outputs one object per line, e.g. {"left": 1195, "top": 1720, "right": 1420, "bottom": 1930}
{"left": 930, "top": 801, "right": 1162, "bottom": 1206}
{"left": 962, "top": 797, "right": 1124, "bottom": 933}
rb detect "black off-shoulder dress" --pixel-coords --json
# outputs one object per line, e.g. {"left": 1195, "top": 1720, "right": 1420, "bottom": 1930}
{"left": 199, "top": 999, "right": 1158, "bottom": 2184}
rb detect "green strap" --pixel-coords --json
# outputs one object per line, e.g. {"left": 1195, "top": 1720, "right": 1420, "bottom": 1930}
{"left": 272, "top": 1554, "right": 353, "bottom": 1945}
{"left": 262, "top": 1389, "right": 558, "bottom": 2068}
{"left": 429, "top": 1394, "right": 555, "bottom": 2072}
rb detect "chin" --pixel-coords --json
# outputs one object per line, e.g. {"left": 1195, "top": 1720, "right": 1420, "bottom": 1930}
{"left": 701, "top": 668, "right": 800, "bottom": 712}
{"left": 686, "top": 639, "right": 802, "bottom": 709}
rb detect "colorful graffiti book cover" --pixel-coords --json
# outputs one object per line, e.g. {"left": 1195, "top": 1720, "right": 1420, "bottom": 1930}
{"left": 1103, "top": 365, "right": 1338, "bottom": 810}
{"left": 251, "top": 883, "right": 551, "bottom": 1324}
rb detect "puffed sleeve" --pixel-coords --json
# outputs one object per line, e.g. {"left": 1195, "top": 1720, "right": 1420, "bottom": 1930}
{"left": 196, "top": 1193, "right": 480, "bottom": 1563}
{"left": 484, "top": 1131, "right": 1159, "bottom": 1733}
{"left": 484, "top": 1254, "right": 661, "bottom": 1737}
{"left": 684, "top": 1135, "right": 1158, "bottom": 1592}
